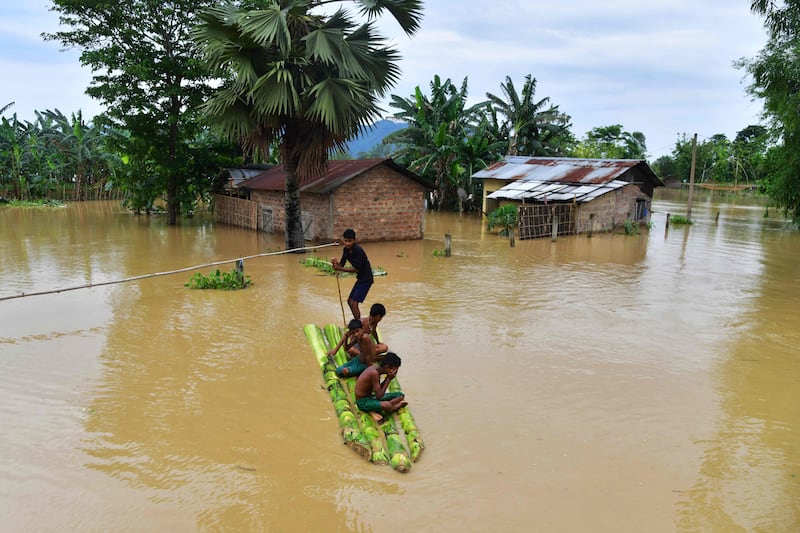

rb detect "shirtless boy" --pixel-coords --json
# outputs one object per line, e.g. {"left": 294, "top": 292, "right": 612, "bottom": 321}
{"left": 360, "top": 303, "right": 388, "bottom": 356}
{"left": 328, "top": 318, "right": 378, "bottom": 378}
{"left": 354, "top": 352, "right": 407, "bottom": 421}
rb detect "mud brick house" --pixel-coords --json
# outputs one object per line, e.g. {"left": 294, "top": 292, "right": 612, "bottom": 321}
{"left": 213, "top": 158, "right": 432, "bottom": 242}
{"left": 472, "top": 156, "right": 664, "bottom": 239}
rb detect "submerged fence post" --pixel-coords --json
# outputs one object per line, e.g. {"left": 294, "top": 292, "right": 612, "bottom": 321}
{"left": 509, "top": 226, "right": 515, "bottom": 247}
{"left": 588, "top": 213, "right": 595, "bottom": 238}
{"left": 444, "top": 233, "right": 452, "bottom": 257}
{"left": 551, "top": 214, "right": 559, "bottom": 242}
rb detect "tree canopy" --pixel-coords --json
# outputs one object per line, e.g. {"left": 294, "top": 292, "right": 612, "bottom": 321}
{"left": 738, "top": 1, "right": 800, "bottom": 221}
{"left": 193, "top": 0, "right": 423, "bottom": 248}
{"left": 486, "top": 74, "right": 573, "bottom": 157}
{"left": 45, "top": 0, "right": 222, "bottom": 224}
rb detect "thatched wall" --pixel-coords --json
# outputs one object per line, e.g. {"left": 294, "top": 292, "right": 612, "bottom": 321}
{"left": 214, "top": 195, "right": 259, "bottom": 231}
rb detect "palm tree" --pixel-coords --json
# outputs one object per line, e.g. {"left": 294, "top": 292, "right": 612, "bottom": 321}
{"left": 192, "top": 0, "right": 422, "bottom": 249}
{"left": 42, "top": 109, "right": 111, "bottom": 200}
{"left": 386, "top": 76, "right": 490, "bottom": 209}
{"left": 486, "top": 74, "right": 572, "bottom": 156}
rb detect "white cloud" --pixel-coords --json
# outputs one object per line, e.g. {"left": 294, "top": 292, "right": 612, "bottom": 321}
{"left": 0, "top": 0, "right": 769, "bottom": 158}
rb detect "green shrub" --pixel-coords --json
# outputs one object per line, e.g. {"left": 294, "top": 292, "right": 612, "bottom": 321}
{"left": 487, "top": 204, "right": 518, "bottom": 236}
{"left": 623, "top": 218, "right": 639, "bottom": 236}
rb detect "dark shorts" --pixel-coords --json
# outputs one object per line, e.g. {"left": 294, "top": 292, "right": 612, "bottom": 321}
{"left": 349, "top": 279, "right": 373, "bottom": 303}
{"left": 336, "top": 357, "right": 369, "bottom": 378}
{"left": 355, "top": 391, "right": 404, "bottom": 413}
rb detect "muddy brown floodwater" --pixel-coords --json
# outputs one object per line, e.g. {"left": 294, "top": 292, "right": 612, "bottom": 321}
{"left": 0, "top": 190, "right": 798, "bottom": 532}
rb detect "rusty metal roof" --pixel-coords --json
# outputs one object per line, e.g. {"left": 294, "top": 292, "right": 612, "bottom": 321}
{"left": 241, "top": 158, "right": 433, "bottom": 193}
{"left": 476, "top": 156, "right": 662, "bottom": 203}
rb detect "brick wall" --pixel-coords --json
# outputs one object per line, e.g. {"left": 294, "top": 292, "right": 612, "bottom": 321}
{"left": 575, "top": 184, "right": 653, "bottom": 233}
{"left": 247, "top": 163, "right": 426, "bottom": 242}
{"left": 330, "top": 166, "right": 426, "bottom": 242}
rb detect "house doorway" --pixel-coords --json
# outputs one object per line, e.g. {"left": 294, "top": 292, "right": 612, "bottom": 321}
{"left": 635, "top": 199, "right": 649, "bottom": 221}
{"left": 301, "top": 212, "right": 314, "bottom": 241}
{"left": 261, "top": 207, "right": 273, "bottom": 233}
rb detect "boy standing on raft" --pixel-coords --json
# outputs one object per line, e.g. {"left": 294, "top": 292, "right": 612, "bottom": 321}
{"left": 354, "top": 352, "right": 407, "bottom": 421}
{"left": 331, "top": 228, "right": 373, "bottom": 320}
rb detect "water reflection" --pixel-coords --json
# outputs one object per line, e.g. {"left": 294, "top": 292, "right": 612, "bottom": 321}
{"left": 675, "top": 227, "right": 800, "bottom": 532}
{"left": 0, "top": 194, "right": 798, "bottom": 531}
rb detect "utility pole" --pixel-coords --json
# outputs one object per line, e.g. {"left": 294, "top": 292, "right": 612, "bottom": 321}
{"left": 687, "top": 133, "right": 697, "bottom": 222}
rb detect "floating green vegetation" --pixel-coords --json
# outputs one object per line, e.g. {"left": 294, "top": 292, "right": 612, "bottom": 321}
{"left": 670, "top": 215, "right": 693, "bottom": 225}
{"left": 301, "top": 256, "right": 386, "bottom": 276}
{"left": 185, "top": 268, "right": 252, "bottom": 290}
{"left": 432, "top": 249, "right": 446, "bottom": 256}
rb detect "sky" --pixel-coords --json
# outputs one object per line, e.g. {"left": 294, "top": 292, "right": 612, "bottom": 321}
{"left": 0, "top": 1, "right": 770, "bottom": 159}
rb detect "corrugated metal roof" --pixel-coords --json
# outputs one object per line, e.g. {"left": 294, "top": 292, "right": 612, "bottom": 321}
{"left": 241, "top": 158, "right": 433, "bottom": 192}
{"left": 225, "top": 166, "right": 272, "bottom": 187}
{"left": 487, "top": 179, "right": 628, "bottom": 203}
{"left": 473, "top": 156, "right": 660, "bottom": 185}
{"left": 476, "top": 156, "right": 663, "bottom": 203}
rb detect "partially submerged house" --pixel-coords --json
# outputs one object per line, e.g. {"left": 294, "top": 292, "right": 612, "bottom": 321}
{"left": 213, "top": 158, "right": 432, "bottom": 242}
{"left": 215, "top": 164, "right": 273, "bottom": 198}
{"left": 472, "top": 156, "right": 664, "bottom": 239}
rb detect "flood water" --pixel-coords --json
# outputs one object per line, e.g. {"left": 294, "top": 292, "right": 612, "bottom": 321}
{"left": 1, "top": 190, "right": 798, "bottom": 532}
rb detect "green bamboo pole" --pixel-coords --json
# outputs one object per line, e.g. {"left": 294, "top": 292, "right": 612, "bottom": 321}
{"left": 324, "top": 323, "right": 349, "bottom": 367}
{"left": 303, "top": 324, "right": 370, "bottom": 459}
{"left": 323, "top": 324, "right": 391, "bottom": 465}
{"left": 324, "top": 323, "right": 413, "bottom": 472}
{"left": 380, "top": 414, "right": 411, "bottom": 472}
{"left": 389, "top": 378, "right": 425, "bottom": 462}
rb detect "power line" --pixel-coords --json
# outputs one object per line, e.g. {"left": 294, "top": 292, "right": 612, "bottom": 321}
{"left": 0, "top": 242, "right": 339, "bottom": 302}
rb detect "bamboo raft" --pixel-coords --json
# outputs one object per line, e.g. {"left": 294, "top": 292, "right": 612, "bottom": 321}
{"left": 303, "top": 323, "right": 424, "bottom": 473}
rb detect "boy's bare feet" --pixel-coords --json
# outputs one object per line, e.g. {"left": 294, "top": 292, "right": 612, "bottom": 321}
{"left": 369, "top": 411, "right": 385, "bottom": 424}
{"left": 387, "top": 396, "right": 407, "bottom": 411}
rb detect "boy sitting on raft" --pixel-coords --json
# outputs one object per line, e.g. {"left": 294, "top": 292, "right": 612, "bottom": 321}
{"left": 327, "top": 318, "right": 377, "bottom": 378}
{"left": 361, "top": 303, "right": 389, "bottom": 356}
{"left": 354, "top": 352, "right": 407, "bottom": 422}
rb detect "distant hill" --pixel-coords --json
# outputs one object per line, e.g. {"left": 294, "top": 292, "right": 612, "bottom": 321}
{"left": 344, "top": 119, "right": 407, "bottom": 158}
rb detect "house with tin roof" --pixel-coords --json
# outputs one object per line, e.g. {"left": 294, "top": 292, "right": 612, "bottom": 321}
{"left": 472, "top": 156, "right": 664, "bottom": 239}
{"left": 213, "top": 158, "right": 432, "bottom": 242}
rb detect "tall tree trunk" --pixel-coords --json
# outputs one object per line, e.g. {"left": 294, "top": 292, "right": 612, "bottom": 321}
{"left": 283, "top": 155, "right": 305, "bottom": 251}
{"left": 166, "top": 96, "right": 180, "bottom": 225}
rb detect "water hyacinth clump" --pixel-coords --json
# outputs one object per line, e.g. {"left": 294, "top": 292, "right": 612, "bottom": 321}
{"left": 184, "top": 268, "right": 252, "bottom": 289}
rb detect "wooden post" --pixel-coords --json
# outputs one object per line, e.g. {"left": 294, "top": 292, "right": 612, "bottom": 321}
{"left": 551, "top": 214, "right": 559, "bottom": 242}
{"left": 236, "top": 259, "right": 244, "bottom": 275}
{"left": 666, "top": 213, "right": 671, "bottom": 227}
{"left": 588, "top": 213, "right": 595, "bottom": 238}
{"left": 444, "top": 233, "right": 452, "bottom": 257}
{"left": 509, "top": 226, "right": 515, "bottom": 247}
{"left": 687, "top": 133, "right": 697, "bottom": 222}
{"left": 715, "top": 212, "right": 720, "bottom": 223}
{"left": 665, "top": 213, "right": 670, "bottom": 237}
